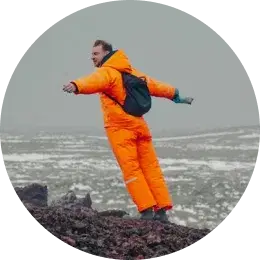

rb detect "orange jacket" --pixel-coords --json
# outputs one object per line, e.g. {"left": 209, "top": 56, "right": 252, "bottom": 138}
{"left": 72, "top": 50, "right": 176, "bottom": 128}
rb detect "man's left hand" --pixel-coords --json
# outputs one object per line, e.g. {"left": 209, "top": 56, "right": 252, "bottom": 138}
{"left": 63, "top": 83, "right": 77, "bottom": 93}
{"left": 185, "top": 97, "right": 194, "bottom": 105}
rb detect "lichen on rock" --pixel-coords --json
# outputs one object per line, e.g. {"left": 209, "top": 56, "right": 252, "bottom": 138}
{"left": 15, "top": 183, "right": 211, "bottom": 259}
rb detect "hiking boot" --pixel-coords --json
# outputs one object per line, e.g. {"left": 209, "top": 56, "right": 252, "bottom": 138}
{"left": 153, "top": 208, "right": 170, "bottom": 223}
{"left": 122, "top": 207, "right": 154, "bottom": 220}
{"left": 140, "top": 207, "right": 154, "bottom": 220}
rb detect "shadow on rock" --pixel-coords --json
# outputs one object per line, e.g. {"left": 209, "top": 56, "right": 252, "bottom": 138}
{"left": 14, "top": 183, "right": 211, "bottom": 259}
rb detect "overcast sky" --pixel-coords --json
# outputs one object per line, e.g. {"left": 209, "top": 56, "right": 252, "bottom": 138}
{"left": 0, "top": 1, "right": 259, "bottom": 134}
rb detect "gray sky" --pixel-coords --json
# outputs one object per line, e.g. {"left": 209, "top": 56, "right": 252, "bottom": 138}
{"left": 0, "top": 1, "right": 259, "bottom": 134}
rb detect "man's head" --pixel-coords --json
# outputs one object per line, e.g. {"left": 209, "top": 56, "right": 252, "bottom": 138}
{"left": 91, "top": 40, "right": 113, "bottom": 67}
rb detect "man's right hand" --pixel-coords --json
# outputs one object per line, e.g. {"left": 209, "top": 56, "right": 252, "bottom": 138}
{"left": 63, "top": 82, "right": 77, "bottom": 93}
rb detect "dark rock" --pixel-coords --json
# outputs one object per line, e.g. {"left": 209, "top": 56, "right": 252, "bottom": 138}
{"left": 82, "top": 193, "right": 92, "bottom": 208}
{"left": 61, "top": 190, "right": 77, "bottom": 203}
{"left": 61, "top": 236, "right": 76, "bottom": 247}
{"left": 15, "top": 183, "right": 48, "bottom": 207}
{"left": 98, "top": 209, "right": 129, "bottom": 218}
{"left": 51, "top": 191, "right": 92, "bottom": 209}
{"left": 17, "top": 183, "right": 211, "bottom": 259}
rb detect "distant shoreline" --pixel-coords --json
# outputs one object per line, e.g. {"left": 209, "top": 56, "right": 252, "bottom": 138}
{"left": 0, "top": 123, "right": 259, "bottom": 138}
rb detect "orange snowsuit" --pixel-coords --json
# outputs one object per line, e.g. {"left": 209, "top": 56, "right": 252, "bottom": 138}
{"left": 72, "top": 50, "right": 176, "bottom": 212}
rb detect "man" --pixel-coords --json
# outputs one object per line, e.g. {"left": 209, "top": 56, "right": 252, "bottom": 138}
{"left": 63, "top": 40, "right": 193, "bottom": 222}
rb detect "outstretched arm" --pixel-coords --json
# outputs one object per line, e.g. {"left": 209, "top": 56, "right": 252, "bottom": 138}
{"left": 148, "top": 77, "right": 176, "bottom": 100}
{"left": 148, "top": 77, "right": 193, "bottom": 104}
{"left": 63, "top": 67, "right": 111, "bottom": 94}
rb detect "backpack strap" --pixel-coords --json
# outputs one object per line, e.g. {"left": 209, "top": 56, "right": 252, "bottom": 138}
{"left": 102, "top": 72, "right": 147, "bottom": 108}
{"left": 103, "top": 92, "right": 124, "bottom": 108}
{"left": 103, "top": 71, "right": 124, "bottom": 108}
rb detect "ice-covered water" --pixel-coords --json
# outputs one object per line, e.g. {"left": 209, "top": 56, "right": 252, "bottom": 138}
{"left": 1, "top": 125, "right": 259, "bottom": 230}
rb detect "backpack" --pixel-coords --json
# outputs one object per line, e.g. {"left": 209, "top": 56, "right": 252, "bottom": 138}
{"left": 104, "top": 72, "right": 152, "bottom": 117}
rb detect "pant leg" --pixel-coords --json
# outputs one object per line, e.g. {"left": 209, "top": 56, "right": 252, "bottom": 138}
{"left": 106, "top": 127, "right": 157, "bottom": 212}
{"left": 137, "top": 127, "right": 173, "bottom": 211}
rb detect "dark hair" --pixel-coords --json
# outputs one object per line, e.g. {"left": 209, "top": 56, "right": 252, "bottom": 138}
{"left": 93, "top": 40, "right": 113, "bottom": 52}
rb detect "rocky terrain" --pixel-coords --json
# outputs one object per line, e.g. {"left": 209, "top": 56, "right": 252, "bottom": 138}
{"left": 14, "top": 183, "right": 211, "bottom": 259}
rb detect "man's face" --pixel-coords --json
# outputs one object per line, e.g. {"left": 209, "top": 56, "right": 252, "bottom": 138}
{"left": 91, "top": 45, "right": 109, "bottom": 67}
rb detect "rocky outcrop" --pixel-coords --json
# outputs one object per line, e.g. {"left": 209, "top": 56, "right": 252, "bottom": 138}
{"left": 14, "top": 183, "right": 210, "bottom": 259}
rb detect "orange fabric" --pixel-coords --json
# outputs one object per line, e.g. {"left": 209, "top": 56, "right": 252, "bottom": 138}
{"left": 72, "top": 50, "right": 176, "bottom": 128}
{"left": 106, "top": 124, "right": 173, "bottom": 212}
{"left": 72, "top": 49, "right": 175, "bottom": 212}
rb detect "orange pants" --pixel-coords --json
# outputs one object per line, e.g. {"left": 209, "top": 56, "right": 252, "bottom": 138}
{"left": 106, "top": 124, "right": 173, "bottom": 212}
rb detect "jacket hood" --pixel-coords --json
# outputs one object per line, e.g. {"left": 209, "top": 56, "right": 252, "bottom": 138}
{"left": 100, "top": 49, "right": 132, "bottom": 73}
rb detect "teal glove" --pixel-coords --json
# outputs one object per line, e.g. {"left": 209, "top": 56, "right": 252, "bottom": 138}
{"left": 172, "top": 89, "right": 193, "bottom": 105}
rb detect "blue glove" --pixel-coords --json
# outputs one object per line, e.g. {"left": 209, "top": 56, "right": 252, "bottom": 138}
{"left": 172, "top": 88, "right": 193, "bottom": 105}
